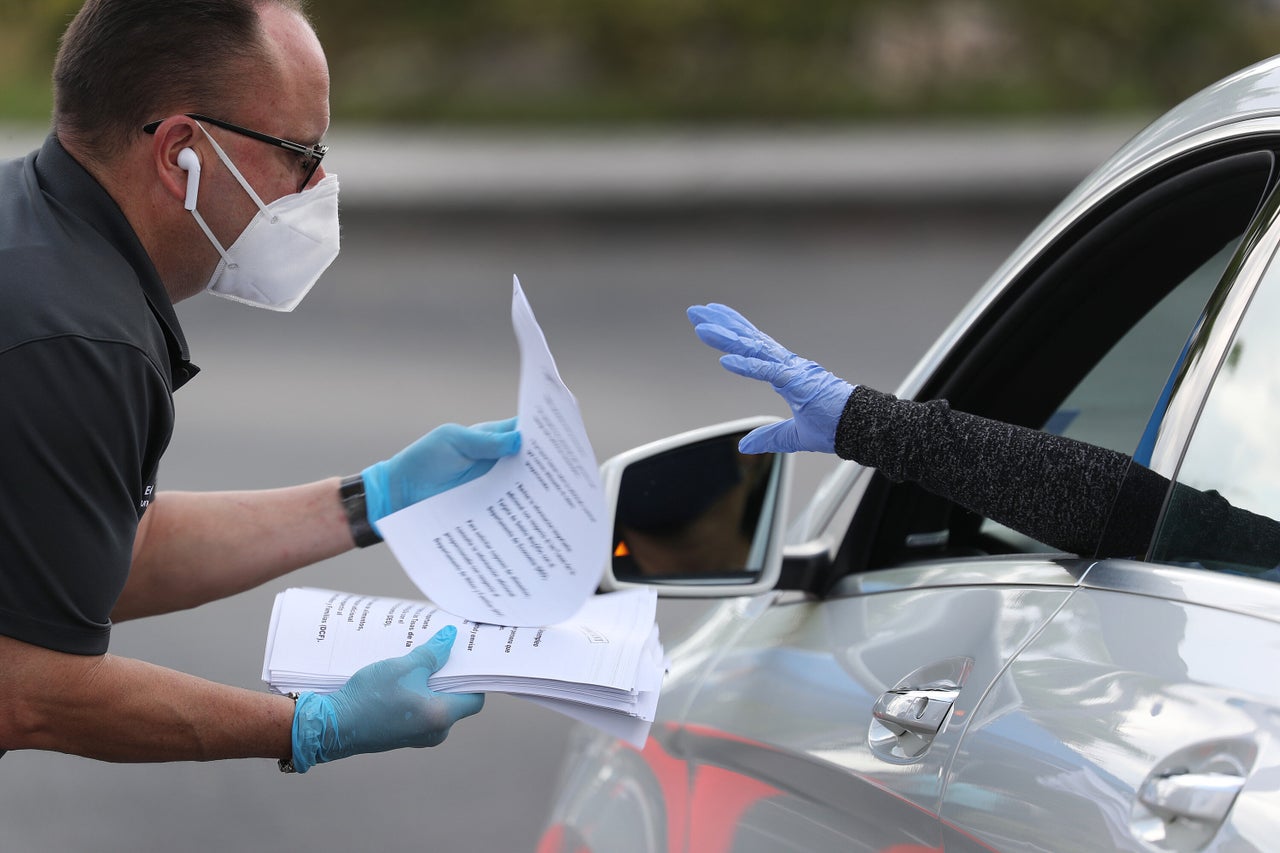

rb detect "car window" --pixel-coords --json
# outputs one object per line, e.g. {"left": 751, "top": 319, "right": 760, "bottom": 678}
{"left": 976, "top": 240, "right": 1239, "bottom": 552}
{"left": 1047, "top": 241, "right": 1235, "bottom": 454}
{"left": 1151, "top": 244, "right": 1280, "bottom": 580}
{"left": 845, "top": 149, "right": 1276, "bottom": 573}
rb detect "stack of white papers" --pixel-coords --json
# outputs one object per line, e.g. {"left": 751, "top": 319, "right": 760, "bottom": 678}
{"left": 261, "top": 278, "right": 667, "bottom": 748}
{"left": 262, "top": 586, "right": 665, "bottom": 748}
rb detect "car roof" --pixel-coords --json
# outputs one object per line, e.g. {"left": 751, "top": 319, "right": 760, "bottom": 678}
{"left": 897, "top": 52, "right": 1280, "bottom": 403}
{"left": 1085, "top": 54, "right": 1280, "bottom": 202}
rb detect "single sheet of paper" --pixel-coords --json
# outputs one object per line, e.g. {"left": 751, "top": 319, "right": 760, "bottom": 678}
{"left": 377, "top": 276, "right": 608, "bottom": 626}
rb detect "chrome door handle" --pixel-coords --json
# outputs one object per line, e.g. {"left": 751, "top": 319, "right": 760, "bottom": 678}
{"left": 872, "top": 689, "right": 955, "bottom": 737}
{"left": 869, "top": 687, "right": 959, "bottom": 760}
{"left": 1130, "top": 739, "right": 1255, "bottom": 849}
{"left": 1138, "top": 771, "right": 1245, "bottom": 824}
{"left": 868, "top": 658, "right": 972, "bottom": 763}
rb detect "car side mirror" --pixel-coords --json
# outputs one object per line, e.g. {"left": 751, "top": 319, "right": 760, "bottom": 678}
{"left": 597, "top": 417, "right": 792, "bottom": 597}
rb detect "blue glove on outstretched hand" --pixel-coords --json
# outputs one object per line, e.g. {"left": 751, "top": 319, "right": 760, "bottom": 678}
{"left": 688, "top": 303, "right": 855, "bottom": 454}
{"left": 290, "top": 625, "right": 483, "bottom": 773}
{"left": 363, "top": 418, "right": 521, "bottom": 527}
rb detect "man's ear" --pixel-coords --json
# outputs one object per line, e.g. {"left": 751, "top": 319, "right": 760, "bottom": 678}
{"left": 150, "top": 117, "right": 201, "bottom": 209}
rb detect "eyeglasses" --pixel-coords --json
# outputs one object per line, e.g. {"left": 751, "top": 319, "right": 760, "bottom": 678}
{"left": 142, "top": 113, "right": 328, "bottom": 193}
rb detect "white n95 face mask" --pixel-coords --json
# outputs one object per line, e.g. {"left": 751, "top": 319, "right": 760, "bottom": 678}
{"left": 187, "top": 121, "right": 340, "bottom": 312}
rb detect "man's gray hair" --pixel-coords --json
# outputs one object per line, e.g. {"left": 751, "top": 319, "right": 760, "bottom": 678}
{"left": 53, "top": 0, "right": 310, "bottom": 163}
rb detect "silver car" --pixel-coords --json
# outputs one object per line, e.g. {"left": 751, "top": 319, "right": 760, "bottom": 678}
{"left": 537, "top": 54, "right": 1280, "bottom": 853}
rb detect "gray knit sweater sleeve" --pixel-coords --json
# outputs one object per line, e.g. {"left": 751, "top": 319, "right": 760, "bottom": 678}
{"left": 832, "top": 386, "right": 1132, "bottom": 555}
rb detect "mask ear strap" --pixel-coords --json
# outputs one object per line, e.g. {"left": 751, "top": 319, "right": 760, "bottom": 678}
{"left": 193, "top": 120, "right": 272, "bottom": 216}
{"left": 190, "top": 208, "right": 235, "bottom": 267}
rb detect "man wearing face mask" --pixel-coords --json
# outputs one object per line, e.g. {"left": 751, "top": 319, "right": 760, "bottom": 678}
{"left": 0, "top": 0, "right": 515, "bottom": 774}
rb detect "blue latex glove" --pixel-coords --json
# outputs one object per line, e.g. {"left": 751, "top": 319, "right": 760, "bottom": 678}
{"left": 290, "top": 625, "right": 483, "bottom": 773}
{"left": 363, "top": 418, "right": 521, "bottom": 526}
{"left": 687, "top": 303, "right": 855, "bottom": 454}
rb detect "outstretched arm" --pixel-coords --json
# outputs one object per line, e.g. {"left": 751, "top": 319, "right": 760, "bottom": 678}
{"left": 687, "top": 302, "right": 1144, "bottom": 556}
{"left": 0, "top": 626, "right": 481, "bottom": 769}
{"left": 119, "top": 418, "right": 521, "bottom": 621}
{"left": 0, "top": 632, "right": 293, "bottom": 762}
{"left": 835, "top": 386, "right": 1147, "bottom": 556}
{"left": 118, "top": 478, "right": 351, "bottom": 621}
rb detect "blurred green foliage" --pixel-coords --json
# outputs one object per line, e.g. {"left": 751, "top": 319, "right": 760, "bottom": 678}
{"left": 3, "top": 0, "right": 1280, "bottom": 124}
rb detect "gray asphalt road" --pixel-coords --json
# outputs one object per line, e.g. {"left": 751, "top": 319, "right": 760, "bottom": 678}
{"left": 0, "top": 203, "right": 1045, "bottom": 852}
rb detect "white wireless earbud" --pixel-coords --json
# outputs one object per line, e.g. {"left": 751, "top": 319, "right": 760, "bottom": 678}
{"left": 177, "top": 147, "right": 200, "bottom": 210}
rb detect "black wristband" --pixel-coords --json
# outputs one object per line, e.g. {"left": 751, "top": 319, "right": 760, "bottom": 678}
{"left": 278, "top": 692, "right": 300, "bottom": 773}
{"left": 340, "top": 474, "right": 383, "bottom": 548}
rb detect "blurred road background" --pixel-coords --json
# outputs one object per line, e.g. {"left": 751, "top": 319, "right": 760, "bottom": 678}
{"left": 1, "top": 1, "right": 1276, "bottom": 850}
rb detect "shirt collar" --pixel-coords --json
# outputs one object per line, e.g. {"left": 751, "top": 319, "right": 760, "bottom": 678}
{"left": 33, "top": 133, "right": 199, "bottom": 389}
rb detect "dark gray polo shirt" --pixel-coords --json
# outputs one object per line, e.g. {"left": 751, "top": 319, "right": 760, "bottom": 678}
{"left": 0, "top": 133, "right": 197, "bottom": 657}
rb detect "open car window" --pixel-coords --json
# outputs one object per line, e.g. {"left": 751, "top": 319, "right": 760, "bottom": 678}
{"left": 839, "top": 148, "right": 1276, "bottom": 575}
{"left": 977, "top": 239, "right": 1239, "bottom": 553}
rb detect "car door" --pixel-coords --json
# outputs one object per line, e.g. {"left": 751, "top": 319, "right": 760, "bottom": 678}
{"left": 654, "top": 561, "right": 1081, "bottom": 852}
{"left": 941, "top": 171, "right": 1280, "bottom": 852}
